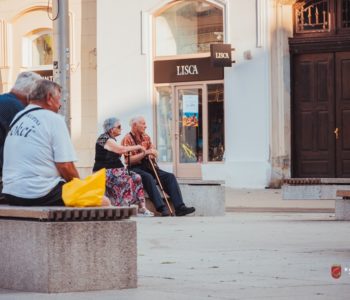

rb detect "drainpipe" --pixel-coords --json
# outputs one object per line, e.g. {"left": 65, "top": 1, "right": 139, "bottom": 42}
{"left": 52, "top": 0, "right": 71, "bottom": 132}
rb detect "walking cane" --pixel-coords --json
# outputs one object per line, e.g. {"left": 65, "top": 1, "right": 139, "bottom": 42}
{"left": 148, "top": 156, "right": 174, "bottom": 216}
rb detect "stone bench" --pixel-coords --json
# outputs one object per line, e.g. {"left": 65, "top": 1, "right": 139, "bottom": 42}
{"left": 145, "top": 179, "right": 225, "bottom": 216}
{"left": 335, "top": 190, "right": 350, "bottom": 220}
{"left": 0, "top": 205, "right": 137, "bottom": 293}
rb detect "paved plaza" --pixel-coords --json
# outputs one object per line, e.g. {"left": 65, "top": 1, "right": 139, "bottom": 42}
{"left": 0, "top": 189, "right": 349, "bottom": 299}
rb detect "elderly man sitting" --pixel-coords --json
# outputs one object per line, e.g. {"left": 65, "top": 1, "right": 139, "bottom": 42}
{"left": 2, "top": 79, "right": 109, "bottom": 206}
{"left": 122, "top": 116, "right": 195, "bottom": 217}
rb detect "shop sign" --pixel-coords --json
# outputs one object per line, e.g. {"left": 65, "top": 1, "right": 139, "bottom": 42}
{"left": 33, "top": 69, "right": 54, "bottom": 81}
{"left": 154, "top": 57, "right": 223, "bottom": 84}
{"left": 210, "top": 44, "right": 233, "bottom": 67}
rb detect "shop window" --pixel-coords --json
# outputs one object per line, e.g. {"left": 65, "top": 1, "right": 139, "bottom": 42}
{"left": 155, "top": 0, "right": 224, "bottom": 56}
{"left": 178, "top": 88, "right": 203, "bottom": 163}
{"left": 155, "top": 86, "right": 173, "bottom": 162}
{"left": 207, "top": 84, "right": 224, "bottom": 162}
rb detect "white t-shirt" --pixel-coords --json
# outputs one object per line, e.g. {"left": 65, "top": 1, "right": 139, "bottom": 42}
{"left": 2, "top": 104, "right": 77, "bottom": 198}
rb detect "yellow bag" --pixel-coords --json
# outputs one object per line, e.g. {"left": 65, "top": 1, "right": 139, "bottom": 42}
{"left": 62, "top": 168, "right": 106, "bottom": 207}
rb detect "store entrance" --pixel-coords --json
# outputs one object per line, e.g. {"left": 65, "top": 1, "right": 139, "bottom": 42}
{"left": 175, "top": 85, "right": 204, "bottom": 178}
{"left": 155, "top": 82, "right": 224, "bottom": 179}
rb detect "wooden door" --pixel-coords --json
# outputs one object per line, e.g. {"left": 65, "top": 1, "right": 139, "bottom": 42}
{"left": 292, "top": 53, "right": 336, "bottom": 177}
{"left": 336, "top": 52, "right": 350, "bottom": 177}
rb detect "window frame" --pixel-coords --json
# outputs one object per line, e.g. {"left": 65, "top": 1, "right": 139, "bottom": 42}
{"left": 22, "top": 29, "right": 53, "bottom": 70}
{"left": 337, "top": 0, "right": 350, "bottom": 34}
{"left": 153, "top": 0, "right": 226, "bottom": 60}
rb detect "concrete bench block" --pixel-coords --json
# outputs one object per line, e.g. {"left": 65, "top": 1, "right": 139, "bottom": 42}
{"left": 335, "top": 199, "right": 350, "bottom": 221}
{"left": 282, "top": 184, "right": 350, "bottom": 200}
{"left": 0, "top": 219, "right": 137, "bottom": 293}
{"left": 179, "top": 184, "right": 225, "bottom": 216}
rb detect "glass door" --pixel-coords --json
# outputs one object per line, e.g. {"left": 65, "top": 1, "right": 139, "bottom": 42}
{"left": 175, "top": 86, "right": 204, "bottom": 178}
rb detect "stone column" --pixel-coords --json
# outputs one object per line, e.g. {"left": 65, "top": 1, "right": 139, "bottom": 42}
{"left": 269, "top": 0, "right": 296, "bottom": 187}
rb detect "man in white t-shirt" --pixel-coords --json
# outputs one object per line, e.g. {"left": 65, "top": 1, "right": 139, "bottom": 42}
{"left": 2, "top": 79, "right": 109, "bottom": 206}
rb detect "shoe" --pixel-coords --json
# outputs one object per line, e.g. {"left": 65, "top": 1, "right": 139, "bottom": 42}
{"left": 175, "top": 205, "right": 195, "bottom": 216}
{"left": 159, "top": 207, "right": 170, "bottom": 217}
{"left": 137, "top": 209, "right": 154, "bottom": 217}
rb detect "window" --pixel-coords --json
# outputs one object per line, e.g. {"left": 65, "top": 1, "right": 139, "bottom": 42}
{"left": 295, "top": 0, "right": 330, "bottom": 33}
{"left": 155, "top": 86, "right": 173, "bottom": 162}
{"left": 341, "top": 0, "right": 350, "bottom": 28}
{"left": 32, "top": 33, "right": 53, "bottom": 66}
{"left": 293, "top": 0, "right": 350, "bottom": 35}
{"left": 22, "top": 30, "right": 53, "bottom": 70}
{"left": 155, "top": 0, "right": 224, "bottom": 57}
{"left": 208, "top": 84, "right": 224, "bottom": 162}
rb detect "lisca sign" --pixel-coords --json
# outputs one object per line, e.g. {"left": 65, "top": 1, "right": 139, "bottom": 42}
{"left": 154, "top": 57, "right": 224, "bottom": 84}
{"left": 154, "top": 44, "right": 234, "bottom": 84}
{"left": 210, "top": 44, "right": 234, "bottom": 67}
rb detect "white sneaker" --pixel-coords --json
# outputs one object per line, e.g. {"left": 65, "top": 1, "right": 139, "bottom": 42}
{"left": 137, "top": 209, "right": 154, "bottom": 217}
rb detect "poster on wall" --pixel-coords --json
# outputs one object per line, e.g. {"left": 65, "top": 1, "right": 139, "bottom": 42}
{"left": 182, "top": 95, "right": 198, "bottom": 127}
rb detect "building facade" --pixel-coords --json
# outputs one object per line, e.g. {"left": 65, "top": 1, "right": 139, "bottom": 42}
{"left": 2, "top": 0, "right": 347, "bottom": 188}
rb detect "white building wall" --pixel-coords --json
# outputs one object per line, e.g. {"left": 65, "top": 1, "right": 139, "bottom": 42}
{"left": 97, "top": 0, "right": 273, "bottom": 188}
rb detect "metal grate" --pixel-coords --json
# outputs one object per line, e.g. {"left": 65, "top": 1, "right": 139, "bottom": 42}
{"left": 295, "top": 0, "right": 330, "bottom": 33}
{"left": 283, "top": 178, "right": 322, "bottom": 185}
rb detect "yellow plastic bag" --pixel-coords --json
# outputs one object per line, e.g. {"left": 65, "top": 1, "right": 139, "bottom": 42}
{"left": 62, "top": 168, "right": 106, "bottom": 207}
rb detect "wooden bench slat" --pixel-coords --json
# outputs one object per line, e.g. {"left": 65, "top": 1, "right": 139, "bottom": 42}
{"left": 0, "top": 205, "right": 137, "bottom": 221}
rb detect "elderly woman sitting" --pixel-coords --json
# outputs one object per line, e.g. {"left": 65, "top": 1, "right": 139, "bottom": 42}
{"left": 93, "top": 117, "right": 153, "bottom": 216}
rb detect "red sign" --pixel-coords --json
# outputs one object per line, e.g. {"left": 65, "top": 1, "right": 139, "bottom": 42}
{"left": 331, "top": 265, "right": 342, "bottom": 279}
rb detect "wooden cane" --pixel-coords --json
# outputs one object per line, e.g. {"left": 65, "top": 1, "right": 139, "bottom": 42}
{"left": 148, "top": 157, "right": 174, "bottom": 216}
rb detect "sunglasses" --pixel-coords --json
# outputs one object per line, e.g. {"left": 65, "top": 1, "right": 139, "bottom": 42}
{"left": 113, "top": 125, "right": 121, "bottom": 129}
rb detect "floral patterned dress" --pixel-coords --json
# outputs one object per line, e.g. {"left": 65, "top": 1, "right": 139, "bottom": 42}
{"left": 93, "top": 133, "right": 146, "bottom": 207}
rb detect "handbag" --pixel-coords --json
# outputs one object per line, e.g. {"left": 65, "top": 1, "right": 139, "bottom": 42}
{"left": 62, "top": 168, "right": 106, "bottom": 207}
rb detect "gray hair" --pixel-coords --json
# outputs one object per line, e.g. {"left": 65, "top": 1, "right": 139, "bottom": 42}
{"left": 103, "top": 117, "right": 120, "bottom": 132}
{"left": 28, "top": 79, "right": 62, "bottom": 101}
{"left": 11, "top": 71, "right": 42, "bottom": 95}
{"left": 129, "top": 116, "right": 144, "bottom": 127}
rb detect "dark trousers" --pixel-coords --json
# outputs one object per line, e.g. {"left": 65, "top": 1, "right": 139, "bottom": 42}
{"left": 129, "top": 165, "right": 184, "bottom": 211}
{"left": 4, "top": 181, "right": 65, "bottom": 206}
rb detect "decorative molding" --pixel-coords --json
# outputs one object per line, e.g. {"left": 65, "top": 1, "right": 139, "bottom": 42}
{"left": 256, "top": 0, "right": 267, "bottom": 47}
{"left": 10, "top": 5, "right": 50, "bottom": 23}
{"left": 140, "top": 11, "right": 149, "bottom": 55}
{"left": 0, "top": 19, "right": 8, "bottom": 67}
{"left": 289, "top": 35, "right": 350, "bottom": 53}
{"left": 277, "top": 0, "right": 297, "bottom": 4}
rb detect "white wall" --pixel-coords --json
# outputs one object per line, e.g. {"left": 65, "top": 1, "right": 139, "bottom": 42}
{"left": 97, "top": 0, "right": 157, "bottom": 138}
{"left": 97, "top": 0, "right": 272, "bottom": 188}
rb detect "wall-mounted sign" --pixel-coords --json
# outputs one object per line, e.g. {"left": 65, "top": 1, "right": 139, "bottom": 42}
{"left": 210, "top": 44, "right": 233, "bottom": 67}
{"left": 154, "top": 57, "right": 223, "bottom": 84}
{"left": 33, "top": 69, "right": 54, "bottom": 81}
